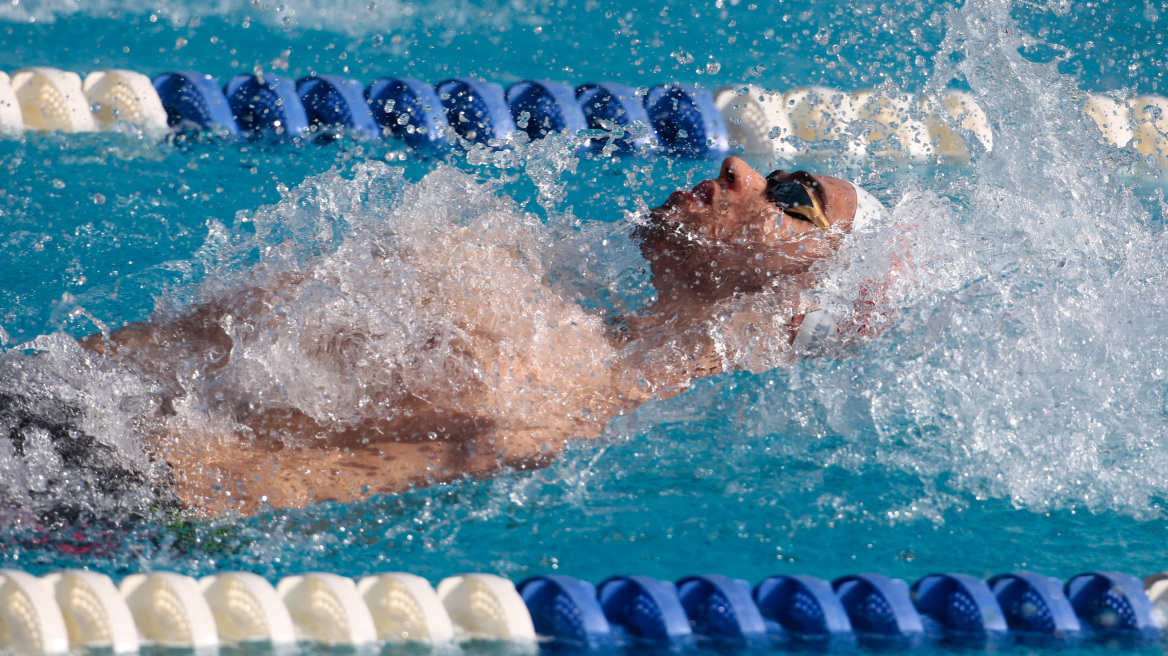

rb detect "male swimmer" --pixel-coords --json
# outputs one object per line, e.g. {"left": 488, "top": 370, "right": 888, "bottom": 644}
{"left": 73, "top": 157, "right": 885, "bottom": 515}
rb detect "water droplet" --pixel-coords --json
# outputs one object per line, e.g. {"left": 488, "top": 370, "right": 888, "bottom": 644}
{"left": 371, "top": 33, "right": 384, "bottom": 46}
{"left": 672, "top": 50, "right": 694, "bottom": 65}
{"left": 51, "top": 179, "right": 65, "bottom": 190}
{"left": 92, "top": 193, "right": 105, "bottom": 205}
{"left": 705, "top": 60, "right": 721, "bottom": 75}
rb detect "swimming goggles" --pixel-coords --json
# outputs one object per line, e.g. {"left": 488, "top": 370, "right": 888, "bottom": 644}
{"left": 764, "top": 170, "right": 831, "bottom": 230}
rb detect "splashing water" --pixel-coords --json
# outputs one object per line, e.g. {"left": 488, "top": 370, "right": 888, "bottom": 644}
{"left": 0, "top": 0, "right": 552, "bottom": 35}
{"left": 1, "top": 0, "right": 1168, "bottom": 585}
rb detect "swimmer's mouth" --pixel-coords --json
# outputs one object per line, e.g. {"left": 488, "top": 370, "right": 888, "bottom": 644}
{"left": 670, "top": 190, "right": 701, "bottom": 207}
{"left": 635, "top": 180, "right": 720, "bottom": 247}
{"left": 668, "top": 180, "right": 717, "bottom": 208}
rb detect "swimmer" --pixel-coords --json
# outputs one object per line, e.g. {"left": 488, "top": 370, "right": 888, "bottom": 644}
{"left": 75, "top": 157, "right": 880, "bottom": 515}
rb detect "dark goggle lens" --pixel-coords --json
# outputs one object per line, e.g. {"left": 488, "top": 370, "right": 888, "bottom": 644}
{"left": 766, "top": 179, "right": 814, "bottom": 211}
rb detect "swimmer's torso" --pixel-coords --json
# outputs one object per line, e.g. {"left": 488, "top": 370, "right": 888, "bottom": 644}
{"left": 87, "top": 223, "right": 641, "bottom": 514}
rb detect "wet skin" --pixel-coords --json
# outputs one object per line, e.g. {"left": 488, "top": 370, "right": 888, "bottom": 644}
{"left": 80, "top": 157, "right": 860, "bottom": 515}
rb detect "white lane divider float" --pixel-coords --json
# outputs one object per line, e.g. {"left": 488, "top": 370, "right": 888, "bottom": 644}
{"left": 200, "top": 571, "right": 297, "bottom": 645}
{"left": 437, "top": 573, "right": 536, "bottom": 645}
{"left": 119, "top": 571, "right": 219, "bottom": 650}
{"left": 1128, "top": 95, "right": 1168, "bottom": 165}
{"left": 783, "top": 86, "right": 868, "bottom": 161}
{"left": 0, "top": 569, "right": 539, "bottom": 652}
{"left": 715, "top": 85, "right": 988, "bottom": 162}
{"left": 715, "top": 85, "right": 864, "bottom": 159}
{"left": 10, "top": 67, "right": 95, "bottom": 133}
{"left": 851, "top": 89, "right": 933, "bottom": 161}
{"left": 0, "top": 72, "right": 24, "bottom": 136}
{"left": 42, "top": 570, "right": 138, "bottom": 654}
{"left": 0, "top": 570, "right": 70, "bottom": 656}
{"left": 358, "top": 572, "right": 454, "bottom": 644}
{"left": 925, "top": 89, "right": 994, "bottom": 155}
{"left": 1146, "top": 574, "right": 1168, "bottom": 628}
{"left": 715, "top": 86, "right": 798, "bottom": 158}
{"left": 83, "top": 69, "right": 169, "bottom": 133}
{"left": 277, "top": 572, "right": 377, "bottom": 646}
{"left": 783, "top": 85, "right": 857, "bottom": 143}
{"left": 1085, "top": 94, "right": 1134, "bottom": 148}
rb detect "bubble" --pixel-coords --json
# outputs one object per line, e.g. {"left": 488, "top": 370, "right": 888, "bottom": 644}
{"left": 92, "top": 193, "right": 105, "bottom": 205}
{"left": 671, "top": 50, "right": 694, "bottom": 65}
{"left": 370, "top": 33, "right": 383, "bottom": 46}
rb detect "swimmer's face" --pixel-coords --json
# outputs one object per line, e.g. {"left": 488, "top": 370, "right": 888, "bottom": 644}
{"left": 637, "top": 157, "right": 858, "bottom": 301}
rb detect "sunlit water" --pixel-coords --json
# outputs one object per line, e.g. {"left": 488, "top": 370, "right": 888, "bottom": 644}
{"left": 3, "top": 0, "right": 1168, "bottom": 653}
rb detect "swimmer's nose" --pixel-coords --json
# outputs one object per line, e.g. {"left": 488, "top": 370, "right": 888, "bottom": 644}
{"left": 718, "top": 157, "right": 767, "bottom": 195}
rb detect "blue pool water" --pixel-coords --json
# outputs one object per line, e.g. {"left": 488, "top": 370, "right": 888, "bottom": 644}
{"left": 3, "top": 0, "right": 1168, "bottom": 652}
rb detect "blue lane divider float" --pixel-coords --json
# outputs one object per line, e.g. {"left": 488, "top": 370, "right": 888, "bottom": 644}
{"left": 833, "top": 573, "right": 925, "bottom": 643}
{"left": 436, "top": 78, "right": 518, "bottom": 146}
{"left": 911, "top": 572, "right": 1008, "bottom": 641}
{"left": 597, "top": 575, "right": 693, "bottom": 646}
{"left": 753, "top": 574, "right": 854, "bottom": 643}
{"left": 296, "top": 75, "right": 380, "bottom": 140}
{"left": 152, "top": 71, "right": 239, "bottom": 135}
{"left": 988, "top": 571, "right": 1082, "bottom": 637}
{"left": 140, "top": 72, "right": 733, "bottom": 159}
{"left": 506, "top": 79, "right": 589, "bottom": 142}
{"left": 365, "top": 77, "right": 450, "bottom": 149}
{"left": 644, "top": 84, "right": 730, "bottom": 158}
{"left": 224, "top": 74, "right": 309, "bottom": 138}
{"left": 576, "top": 82, "right": 656, "bottom": 154}
{"left": 676, "top": 574, "right": 769, "bottom": 645}
{"left": 1067, "top": 571, "right": 1164, "bottom": 639}
{"left": 517, "top": 575, "right": 613, "bottom": 650}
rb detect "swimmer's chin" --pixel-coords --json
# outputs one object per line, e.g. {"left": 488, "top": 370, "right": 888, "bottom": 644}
{"left": 635, "top": 200, "right": 701, "bottom": 250}
{"left": 633, "top": 218, "right": 694, "bottom": 265}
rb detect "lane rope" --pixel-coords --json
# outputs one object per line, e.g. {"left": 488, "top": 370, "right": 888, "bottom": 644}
{"left": 0, "top": 67, "right": 1159, "bottom": 165}
{"left": 1, "top": 567, "right": 1166, "bottom": 654}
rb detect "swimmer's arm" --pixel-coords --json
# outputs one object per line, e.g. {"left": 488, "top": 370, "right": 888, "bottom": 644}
{"left": 163, "top": 414, "right": 569, "bottom": 515}
{"left": 615, "top": 315, "right": 816, "bottom": 400}
{"left": 77, "top": 281, "right": 297, "bottom": 359}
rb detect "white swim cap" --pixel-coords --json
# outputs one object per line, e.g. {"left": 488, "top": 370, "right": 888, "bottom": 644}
{"left": 850, "top": 181, "right": 887, "bottom": 232}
